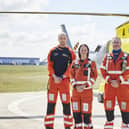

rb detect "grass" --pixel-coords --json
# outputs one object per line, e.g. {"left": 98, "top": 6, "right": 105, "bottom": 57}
{"left": 0, "top": 65, "right": 48, "bottom": 92}
{"left": 0, "top": 65, "right": 103, "bottom": 93}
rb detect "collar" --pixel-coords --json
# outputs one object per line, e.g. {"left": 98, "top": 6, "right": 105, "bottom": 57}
{"left": 79, "top": 58, "right": 88, "bottom": 63}
{"left": 112, "top": 49, "right": 121, "bottom": 55}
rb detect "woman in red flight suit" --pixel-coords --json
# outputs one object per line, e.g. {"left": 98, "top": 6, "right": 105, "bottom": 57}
{"left": 70, "top": 44, "right": 98, "bottom": 129}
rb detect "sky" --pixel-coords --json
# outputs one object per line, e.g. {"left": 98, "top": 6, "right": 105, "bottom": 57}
{"left": 0, "top": 0, "right": 129, "bottom": 60}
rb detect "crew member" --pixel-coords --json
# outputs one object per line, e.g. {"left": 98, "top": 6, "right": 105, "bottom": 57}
{"left": 44, "top": 32, "right": 76, "bottom": 129}
{"left": 71, "top": 44, "right": 98, "bottom": 129}
{"left": 100, "top": 37, "right": 129, "bottom": 129}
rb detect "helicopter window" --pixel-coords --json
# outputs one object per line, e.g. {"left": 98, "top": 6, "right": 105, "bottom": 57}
{"left": 122, "top": 28, "right": 125, "bottom": 36}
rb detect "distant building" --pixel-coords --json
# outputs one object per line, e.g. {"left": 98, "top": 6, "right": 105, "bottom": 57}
{"left": 0, "top": 57, "right": 40, "bottom": 65}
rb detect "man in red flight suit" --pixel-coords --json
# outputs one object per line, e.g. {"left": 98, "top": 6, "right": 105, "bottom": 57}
{"left": 71, "top": 44, "right": 98, "bottom": 129}
{"left": 44, "top": 32, "right": 76, "bottom": 129}
{"left": 100, "top": 37, "right": 129, "bottom": 129}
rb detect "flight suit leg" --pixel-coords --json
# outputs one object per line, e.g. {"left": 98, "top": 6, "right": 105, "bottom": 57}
{"left": 44, "top": 77, "right": 58, "bottom": 128}
{"left": 104, "top": 84, "right": 116, "bottom": 129}
{"left": 81, "top": 90, "right": 93, "bottom": 129}
{"left": 59, "top": 79, "right": 73, "bottom": 128}
{"left": 72, "top": 90, "right": 82, "bottom": 129}
{"left": 117, "top": 85, "right": 129, "bottom": 126}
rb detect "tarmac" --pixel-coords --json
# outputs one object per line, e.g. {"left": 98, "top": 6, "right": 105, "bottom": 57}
{"left": 0, "top": 91, "right": 122, "bottom": 129}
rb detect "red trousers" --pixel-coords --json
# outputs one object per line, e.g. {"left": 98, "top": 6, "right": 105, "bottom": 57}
{"left": 47, "top": 77, "right": 70, "bottom": 103}
{"left": 72, "top": 89, "right": 93, "bottom": 113}
{"left": 44, "top": 77, "right": 73, "bottom": 128}
{"left": 104, "top": 83, "right": 129, "bottom": 112}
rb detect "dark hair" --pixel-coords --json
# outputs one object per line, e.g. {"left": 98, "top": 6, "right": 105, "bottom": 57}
{"left": 78, "top": 44, "right": 89, "bottom": 59}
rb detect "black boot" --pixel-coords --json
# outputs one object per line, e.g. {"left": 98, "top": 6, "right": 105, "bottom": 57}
{"left": 65, "top": 127, "right": 71, "bottom": 129}
{"left": 46, "top": 127, "right": 53, "bottom": 129}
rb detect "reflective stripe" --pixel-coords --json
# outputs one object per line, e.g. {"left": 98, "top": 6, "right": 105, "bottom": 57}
{"left": 126, "top": 66, "right": 129, "bottom": 70}
{"left": 106, "top": 54, "right": 110, "bottom": 71}
{"left": 44, "top": 120, "right": 54, "bottom": 125}
{"left": 72, "top": 80, "right": 94, "bottom": 88}
{"left": 64, "top": 121, "right": 73, "bottom": 125}
{"left": 105, "top": 53, "right": 128, "bottom": 74}
{"left": 88, "top": 60, "right": 91, "bottom": 81}
{"left": 90, "top": 78, "right": 95, "bottom": 83}
{"left": 72, "top": 81, "right": 87, "bottom": 86}
{"left": 83, "top": 103, "right": 88, "bottom": 112}
{"left": 104, "top": 125, "right": 113, "bottom": 128}
{"left": 84, "top": 123, "right": 93, "bottom": 127}
{"left": 120, "top": 76, "right": 129, "bottom": 85}
{"left": 87, "top": 81, "right": 92, "bottom": 86}
{"left": 100, "top": 65, "right": 106, "bottom": 70}
{"left": 62, "top": 94, "right": 66, "bottom": 101}
{"left": 124, "top": 53, "right": 128, "bottom": 57}
{"left": 75, "top": 123, "right": 82, "bottom": 127}
{"left": 49, "top": 93, "right": 54, "bottom": 101}
{"left": 107, "top": 71, "right": 123, "bottom": 74}
{"left": 46, "top": 115, "right": 54, "bottom": 119}
{"left": 72, "top": 102, "right": 78, "bottom": 111}
{"left": 71, "top": 60, "right": 93, "bottom": 87}
{"left": 105, "top": 75, "right": 110, "bottom": 83}
{"left": 120, "top": 76, "right": 124, "bottom": 82}
{"left": 122, "top": 123, "right": 129, "bottom": 128}
{"left": 72, "top": 80, "right": 93, "bottom": 89}
{"left": 75, "top": 59, "right": 79, "bottom": 64}
{"left": 121, "top": 101, "right": 127, "bottom": 110}
{"left": 64, "top": 115, "right": 72, "bottom": 119}
{"left": 70, "top": 79, "right": 75, "bottom": 83}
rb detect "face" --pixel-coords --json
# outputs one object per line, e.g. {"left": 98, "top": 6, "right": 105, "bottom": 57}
{"left": 80, "top": 45, "right": 88, "bottom": 58}
{"left": 58, "top": 34, "right": 67, "bottom": 47}
{"left": 112, "top": 37, "right": 121, "bottom": 51}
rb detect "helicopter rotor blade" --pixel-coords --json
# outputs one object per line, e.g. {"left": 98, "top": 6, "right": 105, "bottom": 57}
{"left": 0, "top": 11, "right": 129, "bottom": 17}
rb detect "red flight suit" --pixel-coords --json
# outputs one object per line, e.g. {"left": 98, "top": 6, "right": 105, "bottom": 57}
{"left": 100, "top": 51, "right": 129, "bottom": 129}
{"left": 44, "top": 45, "right": 76, "bottom": 128}
{"left": 70, "top": 59, "right": 98, "bottom": 129}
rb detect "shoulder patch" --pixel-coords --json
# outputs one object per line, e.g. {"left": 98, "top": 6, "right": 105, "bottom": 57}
{"left": 74, "top": 60, "right": 80, "bottom": 68}
{"left": 106, "top": 53, "right": 113, "bottom": 59}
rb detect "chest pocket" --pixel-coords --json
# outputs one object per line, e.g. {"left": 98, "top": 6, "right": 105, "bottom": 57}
{"left": 120, "top": 54, "right": 128, "bottom": 72}
{"left": 74, "top": 60, "right": 80, "bottom": 69}
{"left": 106, "top": 53, "right": 128, "bottom": 73}
{"left": 74, "top": 64, "right": 80, "bottom": 68}
{"left": 106, "top": 55, "right": 113, "bottom": 71}
{"left": 74, "top": 60, "right": 92, "bottom": 80}
{"left": 83, "top": 63, "right": 91, "bottom": 76}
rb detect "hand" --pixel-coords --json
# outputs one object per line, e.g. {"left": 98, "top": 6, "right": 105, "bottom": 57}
{"left": 110, "top": 80, "right": 119, "bottom": 88}
{"left": 52, "top": 74, "right": 62, "bottom": 83}
{"left": 76, "top": 85, "right": 85, "bottom": 92}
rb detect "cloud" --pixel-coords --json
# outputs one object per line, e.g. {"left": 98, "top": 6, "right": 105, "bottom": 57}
{"left": 0, "top": 0, "right": 114, "bottom": 59}
{"left": 0, "top": 20, "right": 112, "bottom": 59}
{"left": 68, "top": 23, "right": 112, "bottom": 50}
{"left": 0, "top": 0, "right": 51, "bottom": 58}
{"left": 0, "top": 0, "right": 48, "bottom": 11}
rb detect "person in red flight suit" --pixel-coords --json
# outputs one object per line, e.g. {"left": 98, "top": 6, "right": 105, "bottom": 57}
{"left": 44, "top": 32, "right": 76, "bottom": 129}
{"left": 100, "top": 37, "right": 129, "bottom": 129}
{"left": 70, "top": 44, "right": 98, "bottom": 129}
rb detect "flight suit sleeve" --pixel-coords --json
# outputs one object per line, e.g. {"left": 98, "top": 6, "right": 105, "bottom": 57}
{"left": 70, "top": 62, "right": 76, "bottom": 87}
{"left": 47, "top": 49, "right": 55, "bottom": 76}
{"left": 100, "top": 55, "right": 111, "bottom": 83}
{"left": 118, "top": 55, "right": 129, "bottom": 84}
{"left": 63, "top": 49, "right": 76, "bottom": 78}
{"left": 86, "top": 61, "right": 98, "bottom": 87}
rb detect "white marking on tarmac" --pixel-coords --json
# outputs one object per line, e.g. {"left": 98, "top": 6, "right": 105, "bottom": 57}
{"left": 8, "top": 94, "right": 42, "bottom": 121}
{"left": 7, "top": 92, "right": 121, "bottom": 129}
